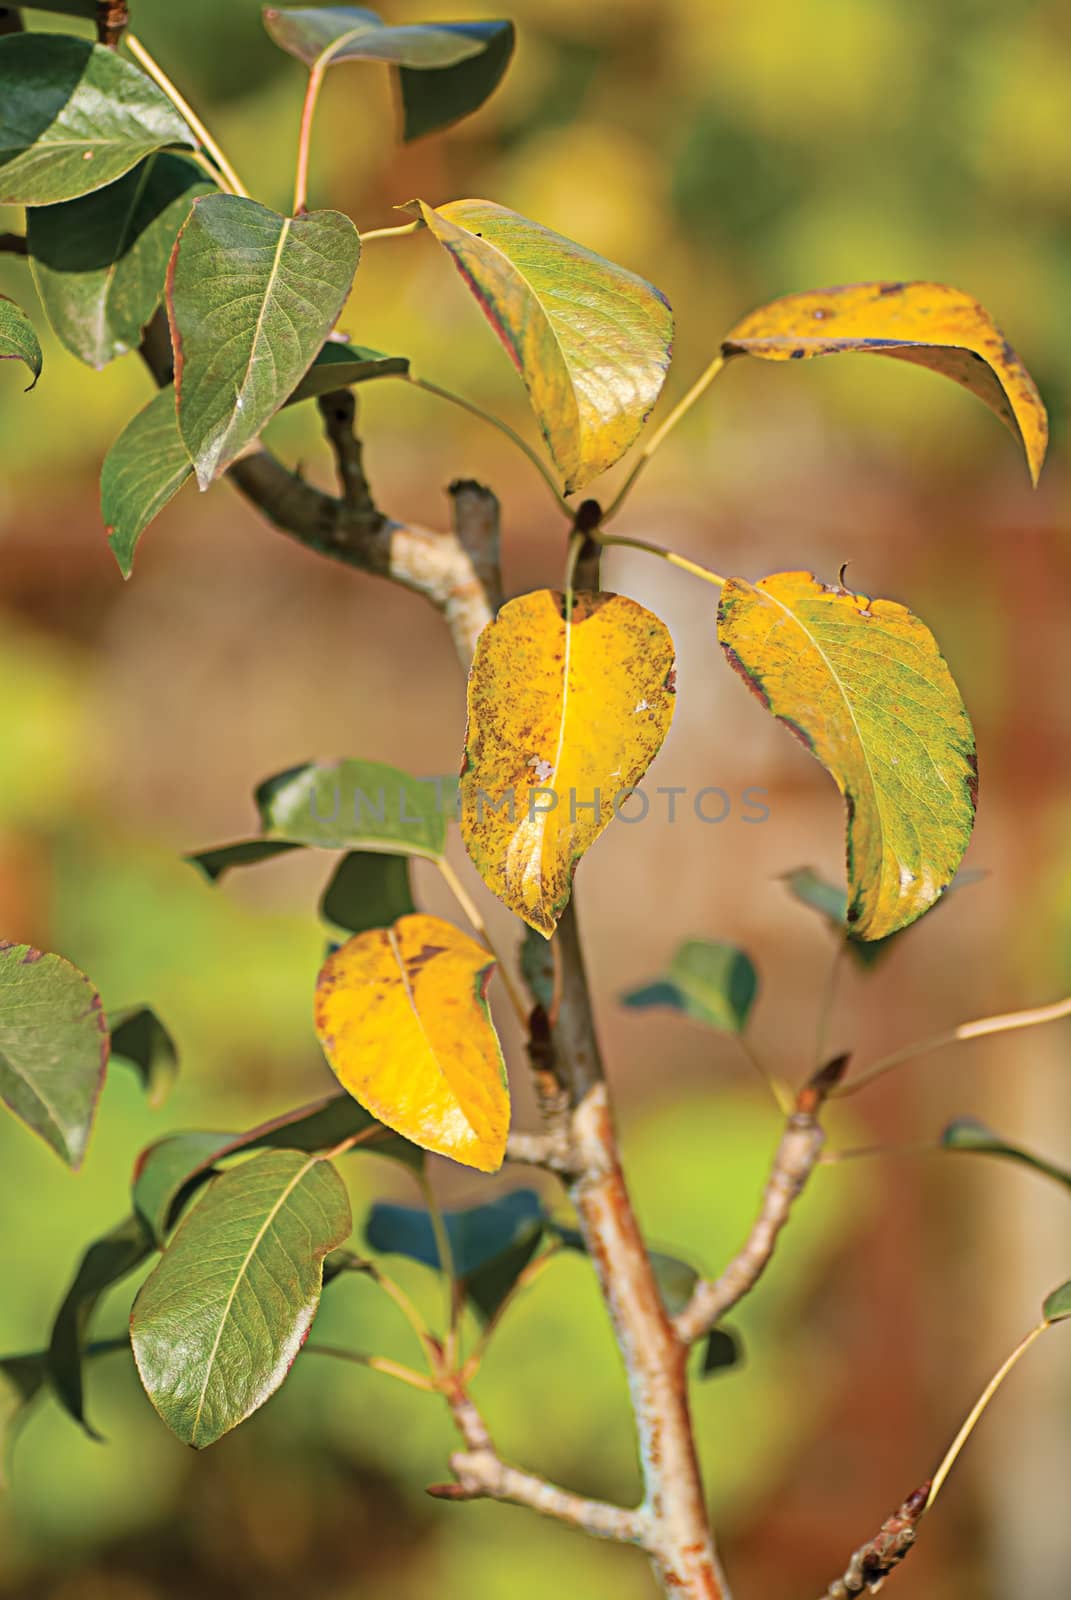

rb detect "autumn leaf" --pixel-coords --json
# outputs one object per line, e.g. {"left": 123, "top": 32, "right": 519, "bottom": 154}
{"left": 313, "top": 914, "right": 508, "bottom": 1173}
{"left": 460, "top": 589, "right": 676, "bottom": 936}
{"left": 717, "top": 571, "right": 976, "bottom": 942}
{"left": 415, "top": 200, "right": 673, "bottom": 493}
{"left": 721, "top": 281, "right": 1047, "bottom": 485}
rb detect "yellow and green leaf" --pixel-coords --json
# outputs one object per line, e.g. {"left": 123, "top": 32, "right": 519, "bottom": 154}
{"left": 460, "top": 589, "right": 676, "bottom": 936}
{"left": 721, "top": 281, "right": 1047, "bottom": 485}
{"left": 313, "top": 913, "right": 508, "bottom": 1173}
{"left": 415, "top": 199, "right": 673, "bottom": 493}
{"left": 717, "top": 571, "right": 976, "bottom": 942}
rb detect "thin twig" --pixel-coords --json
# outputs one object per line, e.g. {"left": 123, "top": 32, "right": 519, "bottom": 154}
{"left": 304, "top": 1342, "right": 436, "bottom": 1392}
{"left": 125, "top": 34, "right": 249, "bottom": 199}
{"left": 362, "top": 219, "right": 425, "bottom": 244}
{"left": 926, "top": 1320, "right": 1050, "bottom": 1510}
{"left": 593, "top": 529, "right": 726, "bottom": 588}
{"left": 817, "top": 1483, "right": 930, "bottom": 1599}
{"left": 293, "top": 62, "right": 325, "bottom": 215}
{"left": 602, "top": 353, "right": 728, "bottom": 523}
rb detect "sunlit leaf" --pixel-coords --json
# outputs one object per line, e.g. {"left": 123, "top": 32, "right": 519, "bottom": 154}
{"left": 107, "top": 1005, "right": 178, "bottom": 1109}
{"left": 0, "top": 941, "right": 108, "bottom": 1167}
{"left": 131, "top": 1150, "right": 351, "bottom": 1447}
{"left": 0, "top": 297, "right": 42, "bottom": 388}
{"left": 623, "top": 939, "right": 757, "bottom": 1033}
{"left": 263, "top": 8, "right": 513, "bottom": 141}
{"left": 320, "top": 851, "right": 415, "bottom": 935}
{"left": 286, "top": 341, "right": 409, "bottom": 404}
{"left": 718, "top": 571, "right": 976, "bottom": 941}
{"left": 0, "top": 35, "right": 194, "bottom": 206}
{"left": 461, "top": 589, "right": 675, "bottom": 936}
{"left": 784, "top": 865, "right": 986, "bottom": 969}
{"left": 256, "top": 759, "right": 448, "bottom": 858}
{"left": 721, "top": 281, "right": 1047, "bottom": 486}
{"left": 940, "top": 1118, "right": 1071, "bottom": 1193}
{"left": 133, "top": 1092, "right": 421, "bottom": 1243}
{"left": 415, "top": 199, "right": 673, "bottom": 492}
{"left": 167, "top": 194, "right": 361, "bottom": 486}
{"left": 1044, "top": 1281, "right": 1071, "bottom": 1324}
{"left": 46, "top": 1214, "right": 153, "bottom": 1437}
{"left": 29, "top": 154, "right": 212, "bottom": 369}
{"left": 101, "top": 387, "right": 192, "bottom": 578}
{"left": 314, "top": 913, "right": 508, "bottom": 1172}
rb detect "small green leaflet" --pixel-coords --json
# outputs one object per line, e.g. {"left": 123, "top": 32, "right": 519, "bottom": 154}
{"left": 0, "top": 35, "right": 194, "bottom": 206}
{"left": 320, "top": 851, "right": 415, "bottom": 935}
{"left": 940, "top": 1118, "right": 1071, "bottom": 1193}
{"left": 167, "top": 194, "right": 361, "bottom": 487}
{"left": 1043, "top": 1281, "right": 1071, "bottom": 1324}
{"left": 108, "top": 1005, "right": 178, "bottom": 1108}
{"left": 622, "top": 939, "right": 758, "bottom": 1033}
{"left": 131, "top": 1150, "right": 351, "bottom": 1447}
{"left": 256, "top": 759, "right": 449, "bottom": 857}
{"left": 0, "top": 297, "right": 42, "bottom": 388}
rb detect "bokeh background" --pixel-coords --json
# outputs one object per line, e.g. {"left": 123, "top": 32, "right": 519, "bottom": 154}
{"left": 1, "top": 1, "right": 1070, "bottom": 1596}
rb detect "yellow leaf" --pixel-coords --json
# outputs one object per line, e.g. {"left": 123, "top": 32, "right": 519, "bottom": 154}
{"left": 313, "top": 914, "right": 508, "bottom": 1173}
{"left": 721, "top": 281, "right": 1047, "bottom": 486}
{"left": 460, "top": 589, "right": 676, "bottom": 936}
{"left": 717, "top": 571, "right": 976, "bottom": 942}
{"left": 414, "top": 198, "right": 674, "bottom": 493}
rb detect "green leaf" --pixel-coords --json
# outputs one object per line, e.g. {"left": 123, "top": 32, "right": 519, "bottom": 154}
{"left": 29, "top": 153, "right": 212, "bottom": 370}
{"left": 718, "top": 571, "right": 977, "bottom": 942}
{"left": 398, "top": 22, "right": 514, "bottom": 142}
{"left": 0, "top": 35, "right": 194, "bottom": 206}
{"left": 256, "top": 759, "right": 448, "bottom": 857}
{"left": 185, "top": 838, "right": 303, "bottom": 883}
{"left": 0, "top": 942, "right": 108, "bottom": 1167}
{"left": 20, "top": 1, "right": 98, "bottom": 14}
{"left": 133, "top": 1093, "right": 421, "bottom": 1243}
{"left": 415, "top": 198, "right": 673, "bottom": 493}
{"left": 699, "top": 1326, "right": 742, "bottom": 1379}
{"left": 107, "top": 1005, "right": 178, "bottom": 1109}
{"left": 622, "top": 939, "right": 757, "bottom": 1033}
{"left": 286, "top": 341, "right": 409, "bottom": 404}
{"left": 554, "top": 1226, "right": 701, "bottom": 1317}
{"left": 365, "top": 1191, "right": 545, "bottom": 1318}
{"left": 1044, "top": 1280, "right": 1071, "bottom": 1324}
{"left": 940, "top": 1118, "right": 1071, "bottom": 1193}
{"left": 46, "top": 1214, "right": 153, "bottom": 1437}
{"left": 320, "top": 850, "right": 414, "bottom": 935}
{"left": 132, "top": 1150, "right": 351, "bottom": 1447}
{"left": 100, "top": 387, "right": 192, "bottom": 578}
{"left": 785, "top": 865, "right": 987, "bottom": 969}
{"left": 0, "top": 296, "right": 42, "bottom": 388}
{"left": 0, "top": 1353, "right": 48, "bottom": 1489}
{"left": 168, "top": 194, "right": 361, "bottom": 487}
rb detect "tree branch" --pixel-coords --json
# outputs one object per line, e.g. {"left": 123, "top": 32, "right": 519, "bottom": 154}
{"left": 817, "top": 1484, "right": 930, "bottom": 1598}
{"left": 433, "top": 1382, "right": 648, "bottom": 1545}
{"left": 674, "top": 1058, "right": 849, "bottom": 1346}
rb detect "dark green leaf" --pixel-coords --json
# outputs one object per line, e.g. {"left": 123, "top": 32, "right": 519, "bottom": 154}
{"left": 622, "top": 939, "right": 757, "bottom": 1033}
{"left": 0, "top": 941, "right": 108, "bottom": 1167}
{"left": 463, "top": 1230, "right": 544, "bottom": 1324}
{"left": 29, "top": 153, "right": 212, "bottom": 369}
{"left": 0, "top": 35, "right": 194, "bottom": 206}
{"left": 107, "top": 1005, "right": 178, "bottom": 1109}
{"left": 1044, "top": 1280, "right": 1071, "bottom": 1324}
{"left": 940, "top": 1118, "right": 1071, "bottom": 1192}
{"left": 168, "top": 194, "right": 361, "bottom": 487}
{"left": 519, "top": 923, "right": 554, "bottom": 1011}
{"left": 256, "top": 759, "right": 448, "bottom": 857}
{"left": 287, "top": 341, "right": 409, "bottom": 404}
{"left": 699, "top": 1326, "right": 742, "bottom": 1379}
{"left": 320, "top": 851, "right": 414, "bottom": 935}
{"left": 322, "top": 1247, "right": 375, "bottom": 1286}
{"left": 46, "top": 1214, "right": 153, "bottom": 1437}
{"left": 399, "top": 21, "right": 514, "bottom": 142}
{"left": 366, "top": 1190, "right": 544, "bottom": 1280}
{"left": 185, "top": 838, "right": 303, "bottom": 883}
{"left": 133, "top": 1093, "right": 421, "bottom": 1243}
{"left": 132, "top": 1150, "right": 351, "bottom": 1447}
{"left": 101, "top": 387, "right": 192, "bottom": 578}
{"left": 784, "top": 865, "right": 987, "bottom": 969}
{"left": 0, "top": 296, "right": 42, "bottom": 387}
{"left": 0, "top": 1353, "right": 47, "bottom": 1488}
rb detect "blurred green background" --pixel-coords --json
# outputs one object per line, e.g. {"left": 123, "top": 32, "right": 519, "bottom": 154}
{"left": 1, "top": 1, "right": 1070, "bottom": 1596}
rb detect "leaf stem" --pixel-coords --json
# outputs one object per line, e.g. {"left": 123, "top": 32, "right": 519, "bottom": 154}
{"left": 304, "top": 1342, "right": 436, "bottom": 1392}
{"left": 602, "top": 353, "right": 727, "bottom": 523}
{"left": 925, "top": 1320, "right": 1050, "bottom": 1512}
{"left": 405, "top": 373, "right": 573, "bottom": 518}
{"left": 125, "top": 34, "right": 249, "bottom": 199}
{"left": 814, "top": 944, "right": 845, "bottom": 1067}
{"left": 834, "top": 995, "right": 1071, "bottom": 1098}
{"left": 362, "top": 220, "right": 426, "bottom": 244}
{"left": 591, "top": 530, "right": 726, "bottom": 589}
{"left": 420, "top": 1170, "right": 460, "bottom": 1365}
{"left": 435, "top": 857, "right": 529, "bottom": 1028}
{"left": 293, "top": 62, "right": 325, "bottom": 215}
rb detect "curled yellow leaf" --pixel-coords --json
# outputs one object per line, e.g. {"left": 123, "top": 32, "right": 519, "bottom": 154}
{"left": 717, "top": 571, "right": 976, "bottom": 942}
{"left": 721, "top": 281, "right": 1047, "bottom": 485}
{"left": 313, "top": 914, "right": 508, "bottom": 1173}
{"left": 460, "top": 589, "right": 676, "bottom": 936}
